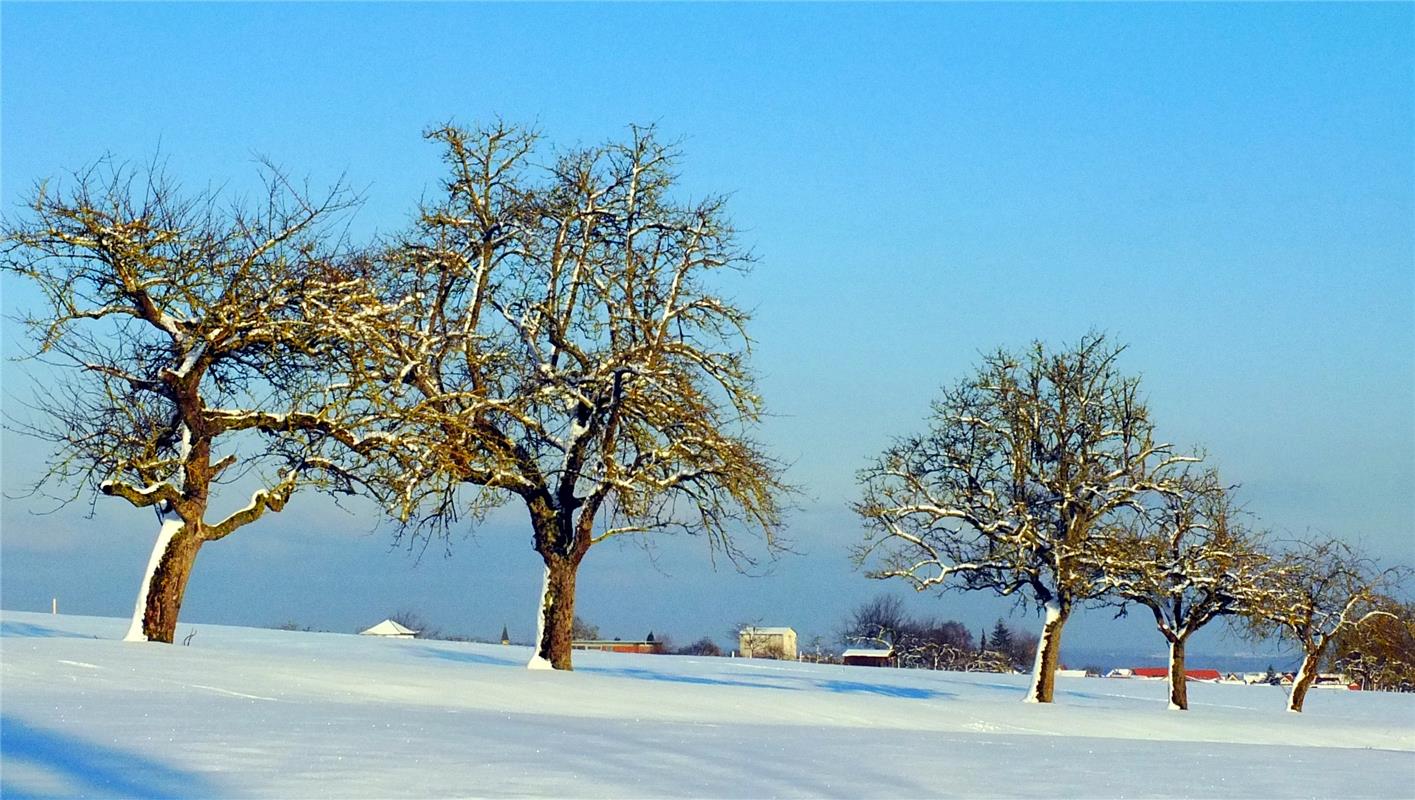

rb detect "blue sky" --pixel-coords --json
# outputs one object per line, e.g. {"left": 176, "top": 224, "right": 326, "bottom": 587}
{"left": 3, "top": 3, "right": 1411, "bottom": 661}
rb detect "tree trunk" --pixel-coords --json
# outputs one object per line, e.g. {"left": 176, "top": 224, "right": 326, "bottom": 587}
{"left": 1168, "top": 637, "right": 1188, "bottom": 710}
{"left": 126, "top": 520, "right": 202, "bottom": 644}
{"left": 1287, "top": 651, "right": 1320, "bottom": 713}
{"left": 1025, "top": 601, "right": 1069, "bottom": 703}
{"left": 530, "top": 555, "right": 579, "bottom": 670}
{"left": 124, "top": 518, "right": 180, "bottom": 642}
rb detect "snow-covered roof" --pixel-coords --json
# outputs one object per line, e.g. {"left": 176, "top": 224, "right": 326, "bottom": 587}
{"left": 359, "top": 619, "right": 418, "bottom": 637}
{"left": 1106, "top": 666, "right": 1221, "bottom": 681}
{"left": 842, "top": 648, "right": 893, "bottom": 658}
{"left": 740, "top": 626, "right": 795, "bottom": 635}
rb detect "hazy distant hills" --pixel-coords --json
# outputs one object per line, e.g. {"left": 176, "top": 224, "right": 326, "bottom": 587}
{"left": 1062, "top": 646, "right": 1303, "bottom": 675}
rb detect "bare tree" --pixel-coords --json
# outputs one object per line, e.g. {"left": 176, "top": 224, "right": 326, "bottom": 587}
{"left": 676, "top": 636, "right": 723, "bottom": 657}
{"left": 2, "top": 159, "right": 384, "bottom": 643}
{"left": 839, "top": 594, "right": 912, "bottom": 649}
{"left": 1331, "top": 597, "right": 1415, "bottom": 692}
{"left": 389, "top": 609, "right": 442, "bottom": 640}
{"left": 854, "top": 334, "right": 1195, "bottom": 702}
{"left": 352, "top": 122, "right": 787, "bottom": 670}
{"left": 1250, "top": 537, "right": 1407, "bottom": 712}
{"left": 800, "top": 634, "right": 834, "bottom": 664}
{"left": 969, "top": 648, "right": 1017, "bottom": 674}
{"left": 1004, "top": 626, "right": 1039, "bottom": 672}
{"left": 571, "top": 615, "right": 600, "bottom": 641}
{"left": 838, "top": 596, "right": 977, "bottom": 670}
{"left": 895, "top": 619, "right": 977, "bottom": 671}
{"left": 1101, "top": 470, "right": 1271, "bottom": 710}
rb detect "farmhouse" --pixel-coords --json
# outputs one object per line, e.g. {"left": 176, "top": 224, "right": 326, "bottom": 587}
{"left": 739, "top": 626, "right": 797, "bottom": 660}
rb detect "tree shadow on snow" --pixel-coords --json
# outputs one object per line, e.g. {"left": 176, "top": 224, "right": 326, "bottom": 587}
{"left": 0, "top": 715, "right": 220, "bottom": 799}
{"left": 813, "top": 679, "right": 953, "bottom": 700}
{"left": 404, "top": 649, "right": 955, "bottom": 701}
{"left": 582, "top": 666, "right": 954, "bottom": 700}
{"left": 581, "top": 666, "right": 801, "bottom": 691}
{"left": 0, "top": 622, "right": 97, "bottom": 640}
{"left": 408, "top": 646, "right": 525, "bottom": 668}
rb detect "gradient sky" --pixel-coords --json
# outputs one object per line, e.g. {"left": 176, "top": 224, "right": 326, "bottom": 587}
{"left": 3, "top": 3, "right": 1412, "bottom": 662}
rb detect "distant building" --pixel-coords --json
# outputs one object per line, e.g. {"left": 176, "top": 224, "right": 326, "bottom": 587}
{"left": 739, "top": 626, "right": 797, "bottom": 660}
{"left": 359, "top": 619, "right": 418, "bottom": 639}
{"left": 572, "top": 639, "right": 659, "bottom": 654}
{"left": 1105, "top": 667, "right": 1221, "bottom": 682}
{"left": 1315, "top": 673, "right": 1359, "bottom": 690}
{"left": 842, "top": 647, "right": 894, "bottom": 667}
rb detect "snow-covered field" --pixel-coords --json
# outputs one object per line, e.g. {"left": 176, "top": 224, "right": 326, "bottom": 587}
{"left": 3, "top": 610, "right": 1412, "bottom": 799}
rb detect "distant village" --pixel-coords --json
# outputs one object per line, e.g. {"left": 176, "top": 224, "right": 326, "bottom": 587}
{"left": 354, "top": 615, "right": 1381, "bottom": 692}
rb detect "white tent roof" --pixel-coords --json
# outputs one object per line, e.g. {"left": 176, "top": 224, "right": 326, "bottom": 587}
{"left": 359, "top": 619, "right": 418, "bottom": 637}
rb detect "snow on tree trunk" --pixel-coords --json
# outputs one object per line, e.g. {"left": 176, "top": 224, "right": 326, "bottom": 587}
{"left": 529, "top": 557, "right": 578, "bottom": 671}
{"left": 527, "top": 566, "right": 553, "bottom": 670}
{"left": 1168, "top": 637, "right": 1188, "bottom": 711}
{"left": 123, "top": 517, "right": 184, "bottom": 642}
{"left": 126, "top": 521, "right": 202, "bottom": 644}
{"left": 1288, "top": 652, "right": 1320, "bottom": 713}
{"left": 1025, "top": 601, "right": 1068, "bottom": 703}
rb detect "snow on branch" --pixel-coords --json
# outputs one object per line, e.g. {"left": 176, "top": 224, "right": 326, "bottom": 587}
{"left": 351, "top": 122, "right": 787, "bottom": 570}
{"left": 854, "top": 333, "right": 1200, "bottom": 618}
{"left": 4, "top": 153, "right": 378, "bottom": 550}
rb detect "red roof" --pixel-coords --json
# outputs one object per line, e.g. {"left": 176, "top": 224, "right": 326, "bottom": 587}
{"left": 1129, "top": 667, "right": 1222, "bottom": 681}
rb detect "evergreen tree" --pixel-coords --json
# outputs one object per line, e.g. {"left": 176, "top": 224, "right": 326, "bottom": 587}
{"left": 990, "top": 619, "right": 1015, "bottom": 654}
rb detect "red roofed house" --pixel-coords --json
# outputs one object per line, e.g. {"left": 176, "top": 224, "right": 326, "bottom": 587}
{"left": 1110, "top": 667, "right": 1222, "bottom": 682}
{"left": 572, "top": 639, "right": 661, "bottom": 654}
{"left": 841, "top": 647, "right": 894, "bottom": 667}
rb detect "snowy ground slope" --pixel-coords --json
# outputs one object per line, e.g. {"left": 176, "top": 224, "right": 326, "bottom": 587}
{"left": 3, "top": 611, "right": 1413, "bottom": 799}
